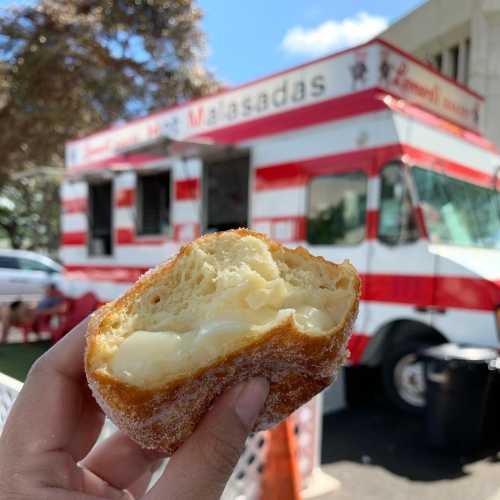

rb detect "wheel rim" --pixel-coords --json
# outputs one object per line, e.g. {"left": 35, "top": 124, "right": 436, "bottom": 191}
{"left": 393, "top": 353, "right": 426, "bottom": 408}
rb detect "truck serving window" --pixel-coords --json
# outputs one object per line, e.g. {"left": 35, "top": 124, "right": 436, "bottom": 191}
{"left": 137, "top": 171, "right": 171, "bottom": 236}
{"left": 88, "top": 181, "right": 113, "bottom": 256}
{"left": 379, "top": 163, "right": 419, "bottom": 245}
{"left": 412, "top": 167, "right": 500, "bottom": 249}
{"left": 204, "top": 155, "right": 249, "bottom": 233}
{"left": 307, "top": 171, "right": 367, "bottom": 245}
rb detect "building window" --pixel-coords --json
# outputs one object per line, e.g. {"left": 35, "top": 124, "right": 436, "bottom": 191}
{"left": 88, "top": 181, "right": 113, "bottom": 256}
{"left": 433, "top": 52, "right": 443, "bottom": 72}
{"left": 137, "top": 171, "right": 171, "bottom": 236}
{"left": 378, "top": 163, "right": 419, "bottom": 245}
{"left": 464, "top": 38, "right": 471, "bottom": 85}
{"left": 307, "top": 171, "right": 367, "bottom": 245}
{"left": 449, "top": 44, "right": 459, "bottom": 80}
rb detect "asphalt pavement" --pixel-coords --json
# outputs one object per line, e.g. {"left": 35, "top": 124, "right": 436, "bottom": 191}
{"left": 317, "top": 369, "right": 500, "bottom": 500}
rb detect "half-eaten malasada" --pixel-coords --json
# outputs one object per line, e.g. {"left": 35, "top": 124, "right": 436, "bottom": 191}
{"left": 85, "top": 229, "right": 360, "bottom": 454}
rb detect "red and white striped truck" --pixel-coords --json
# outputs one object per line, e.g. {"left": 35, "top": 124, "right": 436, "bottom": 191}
{"left": 61, "top": 39, "right": 500, "bottom": 412}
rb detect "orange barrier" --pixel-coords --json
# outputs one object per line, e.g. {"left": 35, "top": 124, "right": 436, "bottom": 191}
{"left": 260, "top": 418, "right": 301, "bottom": 500}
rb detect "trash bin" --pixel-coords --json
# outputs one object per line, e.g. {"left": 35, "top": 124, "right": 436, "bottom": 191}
{"left": 484, "top": 358, "right": 500, "bottom": 449}
{"left": 421, "top": 343, "right": 497, "bottom": 453}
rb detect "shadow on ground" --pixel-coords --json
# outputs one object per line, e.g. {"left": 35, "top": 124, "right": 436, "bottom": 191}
{"left": 321, "top": 367, "right": 499, "bottom": 482}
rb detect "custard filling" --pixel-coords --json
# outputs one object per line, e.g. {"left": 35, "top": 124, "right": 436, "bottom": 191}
{"left": 103, "top": 235, "right": 353, "bottom": 387}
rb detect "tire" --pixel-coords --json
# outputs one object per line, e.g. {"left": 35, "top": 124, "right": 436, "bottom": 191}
{"left": 382, "top": 338, "right": 440, "bottom": 414}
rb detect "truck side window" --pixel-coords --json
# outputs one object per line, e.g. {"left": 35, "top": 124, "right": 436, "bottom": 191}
{"left": 307, "top": 171, "right": 367, "bottom": 245}
{"left": 378, "top": 163, "right": 418, "bottom": 245}
{"left": 88, "top": 181, "right": 113, "bottom": 256}
{"left": 137, "top": 171, "right": 171, "bottom": 236}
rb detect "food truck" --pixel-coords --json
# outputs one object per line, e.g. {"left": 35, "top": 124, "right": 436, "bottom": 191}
{"left": 61, "top": 39, "right": 500, "bottom": 412}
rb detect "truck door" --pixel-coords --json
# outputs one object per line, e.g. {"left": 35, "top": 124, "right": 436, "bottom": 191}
{"left": 365, "top": 161, "right": 440, "bottom": 412}
{"left": 368, "top": 161, "right": 433, "bottom": 326}
{"left": 203, "top": 153, "right": 250, "bottom": 233}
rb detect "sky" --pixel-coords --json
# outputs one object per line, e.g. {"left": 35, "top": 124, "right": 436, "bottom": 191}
{"left": 198, "top": 0, "right": 425, "bottom": 85}
{"left": 0, "top": 0, "right": 426, "bottom": 86}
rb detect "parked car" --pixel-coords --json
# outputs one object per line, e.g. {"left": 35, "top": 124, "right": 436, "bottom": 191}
{"left": 0, "top": 249, "right": 63, "bottom": 304}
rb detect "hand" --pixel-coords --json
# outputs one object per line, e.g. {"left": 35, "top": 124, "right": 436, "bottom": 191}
{"left": 0, "top": 318, "right": 269, "bottom": 499}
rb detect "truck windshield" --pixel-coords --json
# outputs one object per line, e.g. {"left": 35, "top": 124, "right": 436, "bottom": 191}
{"left": 412, "top": 166, "right": 500, "bottom": 249}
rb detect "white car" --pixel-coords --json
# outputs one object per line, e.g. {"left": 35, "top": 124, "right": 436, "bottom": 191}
{"left": 0, "top": 249, "right": 63, "bottom": 304}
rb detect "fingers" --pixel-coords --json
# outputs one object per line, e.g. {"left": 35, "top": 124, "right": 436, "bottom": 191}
{"left": 39, "top": 486, "right": 130, "bottom": 500}
{"left": 81, "top": 431, "right": 165, "bottom": 493}
{"left": 2, "top": 316, "right": 102, "bottom": 456}
{"left": 146, "top": 378, "right": 269, "bottom": 500}
{"left": 78, "top": 466, "right": 133, "bottom": 500}
{"left": 66, "top": 395, "right": 105, "bottom": 461}
{"left": 35, "top": 315, "right": 90, "bottom": 380}
{"left": 126, "top": 466, "right": 158, "bottom": 499}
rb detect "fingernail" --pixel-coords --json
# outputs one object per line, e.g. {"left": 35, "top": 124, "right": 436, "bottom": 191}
{"left": 234, "top": 378, "right": 269, "bottom": 429}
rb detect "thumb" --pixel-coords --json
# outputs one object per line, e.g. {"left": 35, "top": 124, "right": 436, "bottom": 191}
{"left": 146, "top": 378, "right": 269, "bottom": 500}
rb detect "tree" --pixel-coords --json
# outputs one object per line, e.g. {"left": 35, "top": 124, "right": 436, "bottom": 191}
{"left": 0, "top": 0, "right": 217, "bottom": 175}
{"left": 0, "top": 171, "right": 61, "bottom": 252}
{"left": 0, "top": 0, "right": 217, "bottom": 250}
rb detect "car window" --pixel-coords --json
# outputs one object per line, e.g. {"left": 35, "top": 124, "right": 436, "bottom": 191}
{"left": 0, "top": 256, "right": 20, "bottom": 270}
{"left": 17, "top": 257, "right": 55, "bottom": 273}
{"left": 307, "top": 171, "right": 367, "bottom": 245}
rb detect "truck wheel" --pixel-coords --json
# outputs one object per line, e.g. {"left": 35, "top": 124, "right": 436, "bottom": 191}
{"left": 382, "top": 339, "right": 439, "bottom": 414}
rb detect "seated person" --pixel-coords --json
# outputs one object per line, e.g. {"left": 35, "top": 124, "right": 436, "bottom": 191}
{"left": 1, "top": 301, "right": 35, "bottom": 343}
{"left": 37, "top": 283, "right": 65, "bottom": 313}
{"left": 1, "top": 285, "right": 67, "bottom": 343}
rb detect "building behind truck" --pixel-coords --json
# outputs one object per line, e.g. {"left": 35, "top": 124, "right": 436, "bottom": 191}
{"left": 382, "top": 0, "right": 500, "bottom": 147}
{"left": 61, "top": 39, "right": 500, "bottom": 413}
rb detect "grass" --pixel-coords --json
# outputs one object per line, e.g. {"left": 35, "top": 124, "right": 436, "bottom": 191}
{"left": 0, "top": 341, "right": 51, "bottom": 382}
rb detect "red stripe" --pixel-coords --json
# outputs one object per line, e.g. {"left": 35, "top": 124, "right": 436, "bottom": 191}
{"left": 254, "top": 173, "right": 308, "bottom": 191}
{"left": 67, "top": 89, "right": 492, "bottom": 177}
{"left": 348, "top": 333, "right": 371, "bottom": 364}
{"left": 403, "top": 145, "right": 497, "bottom": 188}
{"left": 116, "top": 189, "right": 134, "bottom": 208}
{"left": 116, "top": 228, "right": 167, "bottom": 245}
{"left": 62, "top": 263, "right": 499, "bottom": 312}
{"left": 383, "top": 94, "right": 493, "bottom": 149}
{"left": 68, "top": 153, "right": 165, "bottom": 174}
{"left": 62, "top": 232, "right": 86, "bottom": 245}
{"left": 175, "top": 179, "right": 199, "bottom": 200}
{"left": 362, "top": 273, "right": 499, "bottom": 311}
{"left": 61, "top": 226, "right": 198, "bottom": 246}
{"left": 63, "top": 198, "right": 87, "bottom": 214}
{"left": 366, "top": 209, "right": 379, "bottom": 240}
{"left": 255, "top": 144, "right": 403, "bottom": 192}
{"left": 193, "top": 89, "right": 386, "bottom": 145}
{"left": 65, "top": 265, "right": 149, "bottom": 284}
{"left": 254, "top": 142, "right": 496, "bottom": 193}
